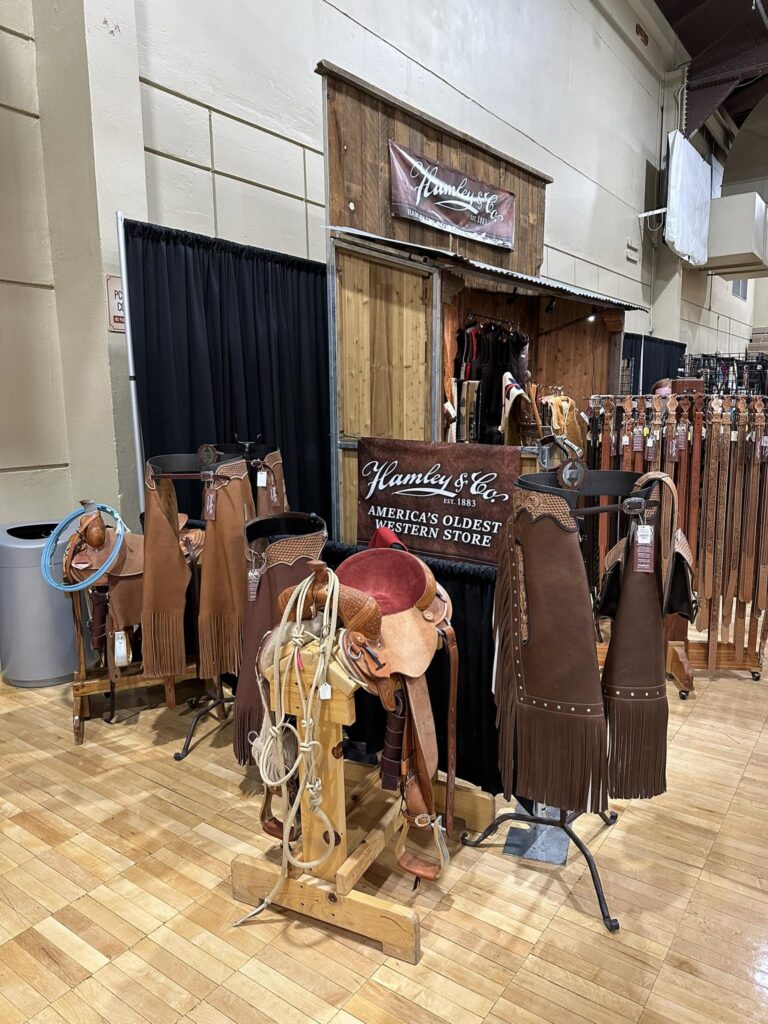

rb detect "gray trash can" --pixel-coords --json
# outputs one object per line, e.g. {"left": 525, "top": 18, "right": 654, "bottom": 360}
{"left": 0, "top": 521, "right": 77, "bottom": 687}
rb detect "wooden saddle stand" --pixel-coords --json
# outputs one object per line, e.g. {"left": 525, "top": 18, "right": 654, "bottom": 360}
{"left": 231, "top": 553, "right": 496, "bottom": 963}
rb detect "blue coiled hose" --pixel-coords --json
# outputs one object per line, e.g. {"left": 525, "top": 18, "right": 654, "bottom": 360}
{"left": 40, "top": 503, "right": 128, "bottom": 592}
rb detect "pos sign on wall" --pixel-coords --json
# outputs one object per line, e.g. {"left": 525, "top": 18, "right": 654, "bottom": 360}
{"left": 105, "top": 274, "right": 125, "bottom": 333}
{"left": 357, "top": 438, "right": 521, "bottom": 565}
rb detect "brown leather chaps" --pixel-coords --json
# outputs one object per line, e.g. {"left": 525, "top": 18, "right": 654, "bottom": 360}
{"left": 494, "top": 470, "right": 673, "bottom": 813}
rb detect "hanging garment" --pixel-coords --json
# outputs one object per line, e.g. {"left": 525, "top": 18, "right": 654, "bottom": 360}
{"left": 500, "top": 372, "right": 526, "bottom": 446}
{"left": 494, "top": 469, "right": 695, "bottom": 812}
{"left": 142, "top": 456, "right": 254, "bottom": 678}
{"left": 142, "top": 465, "right": 194, "bottom": 677}
{"left": 232, "top": 512, "right": 328, "bottom": 766}
{"left": 542, "top": 394, "right": 585, "bottom": 451}
{"left": 197, "top": 461, "right": 256, "bottom": 677}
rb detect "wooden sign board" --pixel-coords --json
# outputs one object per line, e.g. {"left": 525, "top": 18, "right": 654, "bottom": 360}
{"left": 357, "top": 438, "right": 521, "bottom": 565}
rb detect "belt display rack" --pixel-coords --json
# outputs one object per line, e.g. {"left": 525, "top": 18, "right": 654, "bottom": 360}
{"left": 680, "top": 352, "right": 768, "bottom": 396}
{"left": 583, "top": 392, "right": 768, "bottom": 688}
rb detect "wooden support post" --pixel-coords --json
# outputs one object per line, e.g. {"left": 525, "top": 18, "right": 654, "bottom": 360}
{"left": 232, "top": 854, "right": 420, "bottom": 963}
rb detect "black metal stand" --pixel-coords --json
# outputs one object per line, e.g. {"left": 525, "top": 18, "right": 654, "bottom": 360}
{"left": 173, "top": 682, "right": 234, "bottom": 761}
{"left": 461, "top": 807, "right": 620, "bottom": 932}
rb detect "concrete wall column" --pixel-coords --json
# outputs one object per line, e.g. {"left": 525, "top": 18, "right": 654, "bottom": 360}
{"left": 33, "top": 0, "right": 148, "bottom": 526}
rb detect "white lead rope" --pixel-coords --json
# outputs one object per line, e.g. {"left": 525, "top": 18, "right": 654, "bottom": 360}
{"left": 234, "top": 569, "right": 340, "bottom": 925}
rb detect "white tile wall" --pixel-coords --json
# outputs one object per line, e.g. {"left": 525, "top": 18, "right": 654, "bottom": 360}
{"left": 304, "top": 149, "right": 325, "bottom": 205}
{"left": 573, "top": 259, "right": 600, "bottom": 292}
{"left": 141, "top": 84, "right": 211, "bottom": 167}
{"left": 212, "top": 114, "right": 305, "bottom": 198}
{"left": 0, "top": 467, "right": 73, "bottom": 523}
{"left": 598, "top": 269, "right": 620, "bottom": 298}
{"left": 215, "top": 175, "right": 307, "bottom": 257}
{"left": 145, "top": 151, "right": 215, "bottom": 235}
{"left": 0, "top": 109, "right": 53, "bottom": 283}
{"left": 306, "top": 203, "right": 326, "bottom": 262}
{"left": 0, "top": 283, "right": 67, "bottom": 470}
{"left": 547, "top": 249, "right": 576, "bottom": 285}
{"left": 0, "top": 0, "right": 34, "bottom": 37}
{"left": 0, "top": 31, "right": 37, "bottom": 113}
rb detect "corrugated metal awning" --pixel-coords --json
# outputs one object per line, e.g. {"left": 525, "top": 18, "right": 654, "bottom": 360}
{"left": 329, "top": 227, "right": 648, "bottom": 312}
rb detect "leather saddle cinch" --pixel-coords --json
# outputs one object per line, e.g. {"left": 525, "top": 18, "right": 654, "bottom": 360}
{"left": 272, "top": 548, "right": 458, "bottom": 882}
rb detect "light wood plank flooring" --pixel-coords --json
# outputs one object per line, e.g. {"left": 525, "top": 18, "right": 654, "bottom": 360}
{"left": 1, "top": 670, "right": 767, "bottom": 1023}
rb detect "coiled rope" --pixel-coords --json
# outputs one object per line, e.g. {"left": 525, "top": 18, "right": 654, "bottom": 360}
{"left": 234, "top": 568, "right": 340, "bottom": 924}
{"left": 40, "top": 503, "right": 127, "bottom": 592}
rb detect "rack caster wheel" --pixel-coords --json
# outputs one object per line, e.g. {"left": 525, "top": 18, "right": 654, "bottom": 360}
{"left": 752, "top": 672, "right": 761, "bottom": 682}
{"left": 604, "top": 917, "right": 620, "bottom": 933}
{"left": 679, "top": 690, "right": 688, "bottom": 700}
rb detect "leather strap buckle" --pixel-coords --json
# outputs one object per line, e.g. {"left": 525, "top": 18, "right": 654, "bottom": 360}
{"left": 622, "top": 495, "right": 646, "bottom": 516}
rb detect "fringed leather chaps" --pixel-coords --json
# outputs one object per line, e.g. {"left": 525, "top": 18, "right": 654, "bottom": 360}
{"left": 232, "top": 514, "right": 327, "bottom": 767}
{"left": 495, "top": 470, "right": 674, "bottom": 813}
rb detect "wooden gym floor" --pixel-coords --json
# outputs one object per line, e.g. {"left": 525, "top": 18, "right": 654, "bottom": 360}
{"left": 1, "top": 670, "right": 767, "bottom": 1024}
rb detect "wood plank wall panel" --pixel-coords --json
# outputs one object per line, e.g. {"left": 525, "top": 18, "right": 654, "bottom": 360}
{"left": 443, "top": 290, "right": 615, "bottom": 408}
{"left": 326, "top": 76, "right": 547, "bottom": 275}
{"left": 532, "top": 297, "right": 616, "bottom": 402}
{"left": 336, "top": 250, "right": 432, "bottom": 541}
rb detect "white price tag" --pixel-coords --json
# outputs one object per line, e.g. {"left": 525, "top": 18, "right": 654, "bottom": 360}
{"left": 622, "top": 435, "right": 629, "bottom": 446}
{"left": 580, "top": 411, "right": 590, "bottom": 423}
{"left": 256, "top": 471, "right": 268, "bottom": 488}
{"left": 319, "top": 682, "right": 332, "bottom": 701}
{"left": 114, "top": 630, "right": 130, "bottom": 667}
{"left": 637, "top": 525, "right": 653, "bottom": 545}
{"left": 731, "top": 431, "right": 738, "bottom": 442}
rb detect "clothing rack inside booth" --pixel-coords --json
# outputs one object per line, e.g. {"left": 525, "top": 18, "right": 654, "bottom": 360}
{"left": 466, "top": 311, "right": 521, "bottom": 330}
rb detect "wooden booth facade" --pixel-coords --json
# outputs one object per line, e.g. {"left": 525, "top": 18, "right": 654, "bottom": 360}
{"left": 318, "top": 61, "right": 642, "bottom": 539}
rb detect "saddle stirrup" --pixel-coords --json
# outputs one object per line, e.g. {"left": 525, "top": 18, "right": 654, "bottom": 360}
{"left": 394, "top": 813, "right": 450, "bottom": 882}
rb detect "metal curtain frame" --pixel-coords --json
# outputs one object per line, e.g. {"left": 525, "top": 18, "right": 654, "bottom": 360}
{"left": 115, "top": 210, "right": 146, "bottom": 516}
{"left": 325, "top": 233, "right": 443, "bottom": 539}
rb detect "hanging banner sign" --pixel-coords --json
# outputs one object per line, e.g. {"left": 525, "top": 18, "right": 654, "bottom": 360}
{"left": 357, "top": 438, "right": 521, "bottom": 565}
{"left": 389, "top": 139, "right": 516, "bottom": 250}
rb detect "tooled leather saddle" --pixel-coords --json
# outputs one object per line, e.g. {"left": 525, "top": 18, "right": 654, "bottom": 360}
{"left": 62, "top": 503, "right": 204, "bottom": 670}
{"left": 272, "top": 547, "right": 459, "bottom": 881}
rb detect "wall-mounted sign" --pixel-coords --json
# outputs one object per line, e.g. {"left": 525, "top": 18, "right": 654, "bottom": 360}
{"left": 106, "top": 274, "right": 125, "bottom": 333}
{"left": 357, "top": 438, "right": 521, "bottom": 565}
{"left": 389, "top": 140, "right": 516, "bottom": 250}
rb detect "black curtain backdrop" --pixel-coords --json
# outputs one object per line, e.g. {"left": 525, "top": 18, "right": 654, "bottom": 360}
{"left": 124, "top": 220, "right": 331, "bottom": 523}
{"left": 324, "top": 541, "right": 502, "bottom": 795}
{"left": 124, "top": 220, "right": 501, "bottom": 794}
{"left": 623, "top": 333, "right": 686, "bottom": 393}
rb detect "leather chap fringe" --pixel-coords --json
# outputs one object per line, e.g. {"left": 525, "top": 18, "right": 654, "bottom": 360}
{"left": 604, "top": 688, "right": 668, "bottom": 799}
{"left": 516, "top": 701, "right": 608, "bottom": 813}
{"left": 198, "top": 612, "right": 244, "bottom": 679}
{"left": 141, "top": 612, "right": 187, "bottom": 678}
